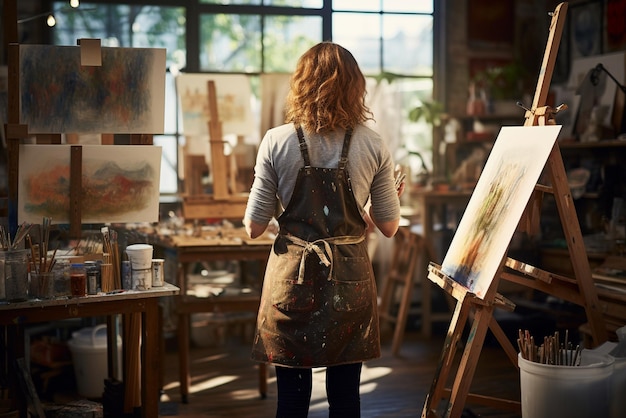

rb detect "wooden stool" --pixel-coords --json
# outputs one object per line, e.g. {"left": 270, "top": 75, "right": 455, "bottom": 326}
{"left": 378, "top": 227, "right": 433, "bottom": 356}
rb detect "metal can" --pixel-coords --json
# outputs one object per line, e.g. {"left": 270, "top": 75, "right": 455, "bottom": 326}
{"left": 151, "top": 259, "right": 165, "bottom": 287}
{"left": 85, "top": 261, "right": 99, "bottom": 295}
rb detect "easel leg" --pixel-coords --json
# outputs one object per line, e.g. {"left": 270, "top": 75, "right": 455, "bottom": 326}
{"left": 421, "top": 297, "right": 471, "bottom": 418}
{"left": 445, "top": 305, "right": 494, "bottom": 418}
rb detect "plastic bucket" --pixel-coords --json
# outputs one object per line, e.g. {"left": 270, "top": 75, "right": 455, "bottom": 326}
{"left": 67, "top": 324, "right": 121, "bottom": 398}
{"left": 611, "top": 356, "right": 626, "bottom": 418}
{"left": 518, "top": 351, "right": 614, "bottom": 418}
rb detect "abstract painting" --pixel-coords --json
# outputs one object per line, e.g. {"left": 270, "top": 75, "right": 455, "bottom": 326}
{"left": 176, "top": 73, "right": 254, "bottom": 137}
{"left": 441, "top": 125, "right": 561, "bottom": 299}
{"left": 19, "top": 44, "right": 166, "bottom": 134}
{"left": 18, "top": 145, "right": 162, "bottom": 224}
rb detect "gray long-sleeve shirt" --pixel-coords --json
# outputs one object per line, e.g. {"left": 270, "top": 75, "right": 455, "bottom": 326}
{"left": 244, "top": 123, "right": 400, "bottom": 227}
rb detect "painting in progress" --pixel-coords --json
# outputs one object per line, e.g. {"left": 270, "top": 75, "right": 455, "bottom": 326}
{"left": 441, "top": 125, "right": 562, "bottom": 299}
{"left": 18, "top": 145, "right": 162, "bottom": 224}
{"left": 176, "top": 73, "right": 255, "bottom": 138}
{"left": 19, "top": 45, "right": 166, "bottom": 134}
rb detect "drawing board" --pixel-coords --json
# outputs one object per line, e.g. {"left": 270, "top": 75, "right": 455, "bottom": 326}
{"left": 18, "top": 145, "right": 162, "bottom": 224}
{"left": 441, "top": 125, "right": 562, "bottom": 298}
{"left": 19, "top": 44, "right": 166, "bottom": 134}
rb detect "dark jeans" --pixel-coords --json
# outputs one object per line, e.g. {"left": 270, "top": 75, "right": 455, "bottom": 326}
{"left": 275, "top": 362, "right": 362, "bottom": 418}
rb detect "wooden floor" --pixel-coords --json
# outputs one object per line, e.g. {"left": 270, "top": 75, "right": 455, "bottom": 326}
{"left": 158, "top": 329, "right": 523, "bottom": 418}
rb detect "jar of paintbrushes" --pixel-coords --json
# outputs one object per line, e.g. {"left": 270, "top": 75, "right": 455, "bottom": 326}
{"left": 0, "top": 222, "right": 33, "bottom": 302}
{"left": 1, "top": 249, "right": 30, "bottom": 302}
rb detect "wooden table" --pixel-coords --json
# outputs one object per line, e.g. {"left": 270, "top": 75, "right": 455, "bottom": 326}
{"left": 401, "top": 188, "right": 473, "bottom": 337}
{"left": 151, "top": 234, "right": 272, "bottom": 403}
{"left": 0, "top": 284, "right": 179, "bottom": 417}
{"left": 412, "top": 188, "right": 472, "bottom": 262}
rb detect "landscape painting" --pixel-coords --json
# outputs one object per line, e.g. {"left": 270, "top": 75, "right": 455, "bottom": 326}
{"left": 19, "top": 44, "right": 166, "bottom": 134}
{"left": 18, "top": 145, "right": 162, "bottom": 224}
{"left": 441, "top": 125, "right": 561, "bottom": 299}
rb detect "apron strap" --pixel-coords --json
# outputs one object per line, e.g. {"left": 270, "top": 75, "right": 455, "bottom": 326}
{"left": 294, "top": 124, "right": 354, "bottom": 174}
{"left": 338, "top": 128, "right": 353, "bottom": 174}
{"left": 295, "top": 125, "right": 311, "bottom": 168}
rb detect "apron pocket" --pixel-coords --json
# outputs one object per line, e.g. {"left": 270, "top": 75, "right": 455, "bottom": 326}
{"left": 269, "top": 251, "right": 315, "bottom": 312}
{"left": 272, "top": 279, "right": 314, "bottom": 312}
{"left": 332, "top": 256, "right": 372, "bottom": 312}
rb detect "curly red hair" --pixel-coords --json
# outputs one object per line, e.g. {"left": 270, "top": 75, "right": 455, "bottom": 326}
{"left": 284, "top": 42, "right": 373, "bottom": 134}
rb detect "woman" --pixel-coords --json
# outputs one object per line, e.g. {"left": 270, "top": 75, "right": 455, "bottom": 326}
{"left": 244, "top": 41, "right": 402, "bottom": 418}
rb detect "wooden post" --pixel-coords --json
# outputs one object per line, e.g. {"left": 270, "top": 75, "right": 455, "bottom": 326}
{"left": 70, "top": 146, "right": 83, "bottom": 239}
{"left": 207, "top": 80, "right": 229, "bottom": 200}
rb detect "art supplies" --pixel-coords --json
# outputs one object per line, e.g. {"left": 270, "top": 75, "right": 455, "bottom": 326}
{"left": 0, "top": 221, "right": 33, "bottom": 250}
{"left": 517, "top": 328, "right": 582, "bottom": 366}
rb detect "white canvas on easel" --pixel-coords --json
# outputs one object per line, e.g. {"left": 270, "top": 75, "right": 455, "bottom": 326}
{"left": 441, "top": 125, "right": 561, "bottom": 299}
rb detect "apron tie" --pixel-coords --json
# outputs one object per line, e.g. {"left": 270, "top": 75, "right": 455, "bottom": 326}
{"left": 285, "top": 234, "right": 365, "bottom": 284}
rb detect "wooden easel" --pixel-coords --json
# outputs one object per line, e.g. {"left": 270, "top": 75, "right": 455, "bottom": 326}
{"left": 182, "top": 80, "right": 249, "bottom": 219}
{"left": 421, "top": 3, "right": 608, "bottom": 417}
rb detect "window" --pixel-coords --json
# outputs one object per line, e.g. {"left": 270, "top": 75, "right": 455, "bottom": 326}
{"left": 51, "top": 1, "right": 436, "bottom": 195}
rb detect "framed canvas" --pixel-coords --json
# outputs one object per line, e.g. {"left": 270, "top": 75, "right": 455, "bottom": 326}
{"left": 18, "top": 145, "right": 162, "bottom": 224}
{"left": 19, "top": 45, "right": 166, "bottom": 134}
{"left": 441, "top": 125, "right": 562, "bottom": 299}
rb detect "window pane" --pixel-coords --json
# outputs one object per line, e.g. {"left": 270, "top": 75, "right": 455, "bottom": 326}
{"left": 383, "top": 14, "right": 432, "bottom": 76}
{"left": 263, "top": 15, "right": 322, "bottom": 72}
{"left": 396, "top": 78, "right": 434, "bottom": 175}
{"left": 164, "top": 73, "right": 178, "bottom": 134}
{"left": 200, "top": 14, "right": 262, "bottom": 72}
{"left": 332, "top": 13, "right": 380, "bottom": 74}
{"left": 52, "top": 3, "right": 186, "bottom": 71}
{"left": 333, "top": 0, "right": 380, "bottom": 11}
{"left": 200, "top": 0, "right": 262, "bottom": 4}
{"left": 153, "top": 135, "right": 179, "bottom": 194}
{"left": 264, "top": 0, "right": 323, "bottom": 7}
{"left": 383, "top": 0, "right": 433, "bottom": 13}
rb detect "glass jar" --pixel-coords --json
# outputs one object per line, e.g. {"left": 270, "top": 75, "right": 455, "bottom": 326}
{"left": 70, "top": 263, "right": 87, "bottom": 297}
{"left": 52, "top": 258, "right": 71, "bottom": 298}
{"left": 1, "top": 249, "right": 30, "bottom": 302}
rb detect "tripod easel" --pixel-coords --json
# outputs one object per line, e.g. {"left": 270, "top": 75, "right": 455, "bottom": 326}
{"left": 421, "top": 3, "right": 608, "bottom": 417}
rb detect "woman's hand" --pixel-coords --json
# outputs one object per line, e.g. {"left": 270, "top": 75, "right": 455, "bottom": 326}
{"left": 394, "top": 164, "right": 406, "bottom": 198}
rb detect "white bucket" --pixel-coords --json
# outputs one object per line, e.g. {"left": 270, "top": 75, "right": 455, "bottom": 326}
{"left": 125, "top": 244, "right": 153, "bottom": 290}
{"left": 611, "top": 356, "right": 626, "bottom": 418}
{"left": 67, "top": 324, "right": 122, "bottom": 398}
{"left": 518, "top": 351, "right": 614, "bottom": 418}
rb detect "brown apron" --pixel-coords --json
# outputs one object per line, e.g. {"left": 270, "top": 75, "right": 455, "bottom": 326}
{"left": 251, "top": 125, "right": 380, "bottom": 368}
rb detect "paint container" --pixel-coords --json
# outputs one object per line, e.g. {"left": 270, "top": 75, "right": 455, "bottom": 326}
{"left": 125, "top": 244, "right": 153, "bottom": 291}
{"left": 70, "top": 263, "right": 87, "bottom": 297}
{"left": 151, "top": 258, "right": 165, "bottom": 287}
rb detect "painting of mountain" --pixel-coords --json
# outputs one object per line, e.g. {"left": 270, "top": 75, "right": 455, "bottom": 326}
{"left": 18, "top": 145, "right": 161, "bottom": 224}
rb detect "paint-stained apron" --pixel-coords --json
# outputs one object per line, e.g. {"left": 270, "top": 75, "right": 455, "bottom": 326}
{"left": 251, "top": 125, "right": 380, "bottom": 368}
